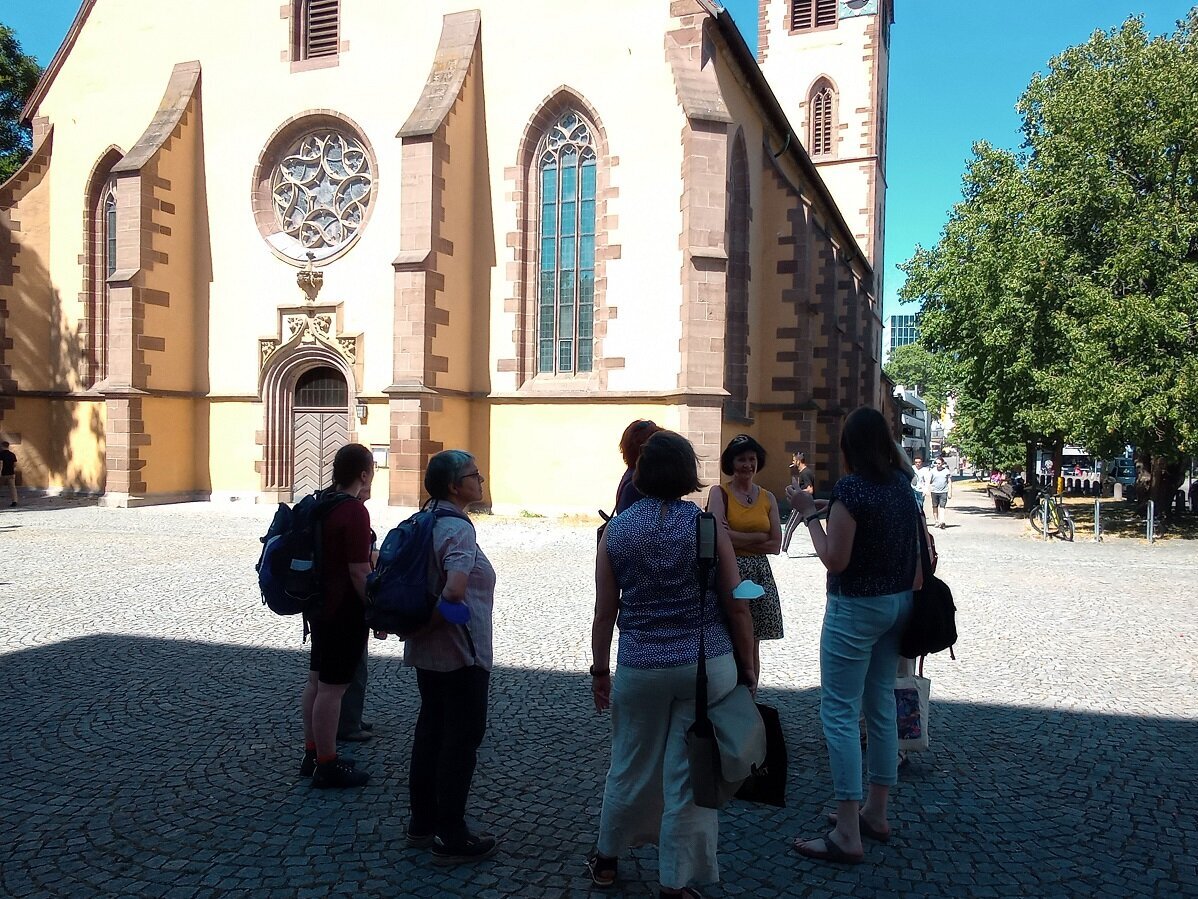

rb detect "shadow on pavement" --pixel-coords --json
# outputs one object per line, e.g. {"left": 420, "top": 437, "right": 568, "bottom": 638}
{"left": 0, "top": 635, "right": 1193, "bottom": 897}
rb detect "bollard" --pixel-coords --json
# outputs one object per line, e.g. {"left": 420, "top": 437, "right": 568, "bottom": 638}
{"left": 1042, "top": 497, "right": 1049, "bottom": 541}
{"left": 1093, "top": 497, "right": 1102, "bottom": 542}
{"left": 1147, "top": 500, "right": 1155, "bottom": 544}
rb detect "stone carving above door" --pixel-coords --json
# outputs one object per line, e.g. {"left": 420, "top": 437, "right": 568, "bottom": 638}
{"left": 259, "top": 303, "right": 362, "bottom": 383}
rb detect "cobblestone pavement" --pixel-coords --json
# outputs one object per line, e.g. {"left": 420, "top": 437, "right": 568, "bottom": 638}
{"left": 1, "top": 485, "right": 1195, "bottom": 898}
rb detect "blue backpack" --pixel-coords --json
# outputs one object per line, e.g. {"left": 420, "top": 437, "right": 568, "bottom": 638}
{"left": 257, "top": 490, "right": 353, "bottom": 616}
{"left": 365, "top": 500, "right": 471, "bottom": 635}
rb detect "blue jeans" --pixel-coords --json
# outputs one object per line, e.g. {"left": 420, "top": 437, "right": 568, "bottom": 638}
{"left": 819, "top": 590, "right": 913, "bottom": 800}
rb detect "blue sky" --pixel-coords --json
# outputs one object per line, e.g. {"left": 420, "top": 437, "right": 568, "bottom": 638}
{"left": 6, "top": 0, "right": 1196, "bottom": 318}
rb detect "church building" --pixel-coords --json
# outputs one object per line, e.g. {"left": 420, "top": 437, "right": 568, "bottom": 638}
{"left": 0, "top": 0, "right": 893, "bottom": 511}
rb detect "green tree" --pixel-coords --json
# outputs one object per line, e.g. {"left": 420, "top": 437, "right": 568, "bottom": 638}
{"left": 882, "top": 340, "right": 960, "bottom": 419}
{"left": 901, "top": 13, "right": 1198, "bottom": 512}
{"left": 0, "top": 24, "right": 42, "bottom": 184}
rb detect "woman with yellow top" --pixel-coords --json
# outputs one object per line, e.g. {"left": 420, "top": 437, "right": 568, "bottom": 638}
{"left": 707, "top": 434, "right": 784, "bottom": 676}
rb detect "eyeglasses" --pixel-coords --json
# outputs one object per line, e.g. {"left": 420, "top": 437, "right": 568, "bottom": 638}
{"left": 459, "top": 471, "right": 485, "bottom": 484}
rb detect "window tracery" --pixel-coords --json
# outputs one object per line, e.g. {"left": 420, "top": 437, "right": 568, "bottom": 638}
{"left": 536, "top": 111, "right": 597, "bottom": 374}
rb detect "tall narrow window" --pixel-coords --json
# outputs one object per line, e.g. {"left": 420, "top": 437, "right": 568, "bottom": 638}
{"left": 104, "top": 191, "right": 117, "bottom": 278}
{"left": 792, "top": 0, "right": 838, "bottom": 30}
{"left": 809, "top": 79, "right": 836, "bottom": 157}
{"left": 537, "top": 111, "right": 597, "bottom": 374}
{"left": 300, "top": 0, "right": 339, "bottom": 59}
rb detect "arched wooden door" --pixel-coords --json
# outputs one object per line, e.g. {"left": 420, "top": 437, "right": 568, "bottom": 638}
{"left": 291, "top": 366, "right": 349, "bottom": 498}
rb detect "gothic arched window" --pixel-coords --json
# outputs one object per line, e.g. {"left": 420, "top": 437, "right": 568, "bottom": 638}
{"left": 536, "top": 111, "right": 598, "bottom": 374}
{"left": 82, "top": 148, "right": 123, "bottom": 388}
{"left": 809, "top": 78, "right": 837, "bottom": 158}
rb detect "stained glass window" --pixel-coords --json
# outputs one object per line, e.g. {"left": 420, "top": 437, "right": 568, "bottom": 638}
{"left": 104, "top": 191, "right": 117, "bottom": 278}
{"left": 537, "top": 112, "right": 597, "bottom": 374}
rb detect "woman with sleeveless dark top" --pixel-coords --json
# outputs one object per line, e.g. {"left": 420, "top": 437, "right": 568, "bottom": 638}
{"left": 786, "top": 407, "right": 920, "bottom": 864}
{"left": 587, "top": 431, "right": 755, "bottom": 898}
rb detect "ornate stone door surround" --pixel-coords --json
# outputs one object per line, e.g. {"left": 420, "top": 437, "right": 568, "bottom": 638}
{"left": 258, "top": 301, "right": 362, "bottom": 501}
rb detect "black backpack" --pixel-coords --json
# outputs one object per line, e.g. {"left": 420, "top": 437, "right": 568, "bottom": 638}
{"left": 257, "top": 490, "right": 353, "bottom": 616}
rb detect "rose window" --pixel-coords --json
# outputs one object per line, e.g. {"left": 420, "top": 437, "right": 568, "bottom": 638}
{"left": 266, "top": 130, "right": 374, "bottom": 262}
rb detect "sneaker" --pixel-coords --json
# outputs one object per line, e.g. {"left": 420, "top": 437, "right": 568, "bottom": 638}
{"left": 299, "top": 750, "right": 355, "bottom": 777}
{"left": 405, "top": 826, "right": 435, "bottom": 849}
{"left": 311, "top": 758, "right": 369, "bottom": 789}
{"left": 430, "top": 833, "right": 499, "bottom": 864}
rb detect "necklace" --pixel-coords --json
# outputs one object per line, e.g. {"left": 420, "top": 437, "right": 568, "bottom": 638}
{"left": 732, "top": 482, "right": 756, "bottom": 505}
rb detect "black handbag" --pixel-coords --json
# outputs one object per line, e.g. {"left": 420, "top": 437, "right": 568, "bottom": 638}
{"left": 733, "top": 702, "right": 787, "bottom": 807}
{"left": 900, "top": 520, "right": 957, "bottom": 659}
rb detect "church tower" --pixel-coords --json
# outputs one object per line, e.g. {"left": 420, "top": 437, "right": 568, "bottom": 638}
{"left": 757, "top": 0, "right": 892, "bottom": 299}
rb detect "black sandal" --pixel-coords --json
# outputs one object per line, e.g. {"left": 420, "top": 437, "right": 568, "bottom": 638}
{"left": 585, "top": 850, "right": 617, "bottom": 888}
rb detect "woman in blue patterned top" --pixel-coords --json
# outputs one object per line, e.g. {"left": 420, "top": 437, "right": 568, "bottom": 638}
{"left": 587, "top": 431, "right": 755, "bottom": 898}
{"left": 787, "top": 407, "right": 920, "bottom": 865}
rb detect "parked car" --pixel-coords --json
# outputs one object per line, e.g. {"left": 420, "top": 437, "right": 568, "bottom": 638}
{"left": 1106, "top": 458, "right": 1136, "bottom": 487}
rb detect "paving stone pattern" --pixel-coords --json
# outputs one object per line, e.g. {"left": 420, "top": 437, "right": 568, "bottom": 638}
{"left": 0, "top": 487, "right": 1195, "bottom": 897}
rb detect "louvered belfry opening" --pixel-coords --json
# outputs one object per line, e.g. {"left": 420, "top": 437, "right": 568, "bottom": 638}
{"left": 302, "top": 0, "right": 340, "bottom": 59}
{"left": 810, "top": 83, "right": 834, "bottom": 156}
{"left": 792, "top": 0, "right": 838, "bottom": 30}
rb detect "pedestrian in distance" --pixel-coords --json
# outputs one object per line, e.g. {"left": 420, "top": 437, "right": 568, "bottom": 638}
{"left": 707, "top": 434, "right": 784, "bottom": 679}
{"left": 401, "top": 449, "right": 499, "bottom": 864}
{"left": 910, "top": 456, "right": 930, "bottom": 511}
{"left": 782, "top": 450, "right": 815, "bottom": 553}
{"left": 301, "top": 443, "right": 375, "bottom": 788}
{"left": 1, "top": 441, "right": 18, "bottom": 507}
{"left": 587, "top": 430, "right": 755, "bottom": 897}
{"left": 927, "top": 457, "right": 953, "bottom": 529}
{"left": 787, "top": 407, "right": 920, "bottom": 864}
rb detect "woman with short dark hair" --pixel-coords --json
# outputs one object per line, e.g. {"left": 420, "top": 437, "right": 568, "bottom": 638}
{"left": 402, "top": 449, "right": 499, "bottom": 864}
{"left": 787, "top": 407, "right": 919, "bottom": 864}
{"left": 707, "top": 434, "right": 784, "bottom": 678}
{"left": 614, "top": 419, "right": 662, "bottom": 513}
{"left": 587, "top": 430, "right": 755, "bottom": 897}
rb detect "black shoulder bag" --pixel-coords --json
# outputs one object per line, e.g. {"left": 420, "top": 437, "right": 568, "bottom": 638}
{"left": 900, "top": 517, "right": 958, "bottom": 660}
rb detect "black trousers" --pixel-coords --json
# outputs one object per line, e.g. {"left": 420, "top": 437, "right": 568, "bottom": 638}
{"left": 409, "top": 665, "right": 490, "bottom": 845}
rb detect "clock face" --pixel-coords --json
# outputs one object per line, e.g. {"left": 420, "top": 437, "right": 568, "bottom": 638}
{"left": 840, "top": 0, "right": 877, "bottom": 16}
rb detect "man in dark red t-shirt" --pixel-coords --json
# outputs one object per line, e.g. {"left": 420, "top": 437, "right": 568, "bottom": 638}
{"left": 300, "top": 443, "right": 374, "bottom": 789}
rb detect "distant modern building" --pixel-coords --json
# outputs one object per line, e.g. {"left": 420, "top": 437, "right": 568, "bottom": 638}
{"left": 885, "top": 313, "right": 920, "bottom": 358}
{"left": 893, "top": 384, "right": 930, "bottom": 462}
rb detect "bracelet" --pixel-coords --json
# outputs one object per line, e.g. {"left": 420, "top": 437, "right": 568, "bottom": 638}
{"left": 804, "top": 514, "right": 821, "bottom": 525}
{"left": 588, "top": 664, "right": 610, "bottom": 677}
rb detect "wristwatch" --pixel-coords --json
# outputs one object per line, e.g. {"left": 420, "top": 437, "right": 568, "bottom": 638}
{"left": 588, "top": 664, "right": 610, "bottom": 677}
{"left": 803, "top": 513, "right": 822, "bottom": 525}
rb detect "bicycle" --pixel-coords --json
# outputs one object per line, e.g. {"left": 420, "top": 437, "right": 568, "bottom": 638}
{"left": 1029, "top": 492, "right": 1075, "bottom": 541}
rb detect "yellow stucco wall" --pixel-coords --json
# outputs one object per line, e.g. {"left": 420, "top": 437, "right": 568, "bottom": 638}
{"left": 1, "top": 397, "right": 105, "bottom": 491}
{"left": 487, "top": 404, "right": 686, "bottom": 514}
{"left": 204, "top": 401, "right": 264, "bottom": 495}
{"left": 140, "top": 396, "right": 195, "bottom": 494}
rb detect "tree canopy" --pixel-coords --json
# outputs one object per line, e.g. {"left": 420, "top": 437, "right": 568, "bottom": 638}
{"left": 0, "top": 24, "right": 42, "bottom": 184}
{"left": 899, "top": 12, "right": 1198, "bottom": 500}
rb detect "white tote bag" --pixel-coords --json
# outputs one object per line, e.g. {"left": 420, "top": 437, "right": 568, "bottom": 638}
{"left": 895, "top": 665, "right": 930, "bottom": 752}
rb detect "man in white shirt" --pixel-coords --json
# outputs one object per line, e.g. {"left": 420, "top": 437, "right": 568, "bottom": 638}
{"left": 927, "top": 457, "right": 953, "bottom": 528}
{"left": 911, "top": 457, "right": 931, "bottom": 511}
